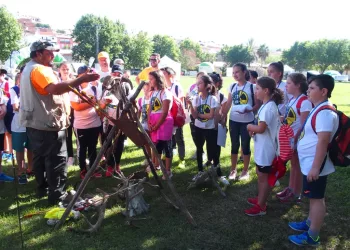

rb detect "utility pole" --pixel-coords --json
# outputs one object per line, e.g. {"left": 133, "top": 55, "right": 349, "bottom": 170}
{"left": 96, "top": 25, "right": 100, "bottom": 58}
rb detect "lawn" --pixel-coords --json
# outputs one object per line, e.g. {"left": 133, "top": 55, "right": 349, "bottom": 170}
{"left": 0, "top": 76, "right": 349, "bottom": 250}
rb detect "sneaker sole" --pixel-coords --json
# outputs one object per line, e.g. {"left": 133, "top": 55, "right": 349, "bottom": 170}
{"left": 245, "top": 211, "right": 266, "bottom": 216}
{"left": 288, "top": 224, "right": 309, "bottom": 232}
{"left": 289, "top": 237, "right": 320, "bottom": 247}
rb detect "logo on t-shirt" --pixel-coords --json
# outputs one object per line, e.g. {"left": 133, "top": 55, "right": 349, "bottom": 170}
{"left": 151, "top": 97, "right": 162, "bottom": 112}
{"left": 197, "top": 104, "right": 211, "bottom": 122}
{"left": 233, "top": 90, "right": 248, "bottom": 105}
{"left": 142, "top": 104, "right": 149, "bottom": 122}
{"left": 299, "top": 129, "right": 305, "bottom": 141}
{"left": 285, "top": 108, "right": 296, "bottom": 126}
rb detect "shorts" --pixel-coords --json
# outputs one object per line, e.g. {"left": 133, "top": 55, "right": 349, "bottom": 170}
{"left": 12, "top": 132, "right": 32, "bottom": 152}
{"left": 156, "top": 140, "right": 172, "bottom": 158}
{"left": 303, "top": 175, "right": 328, "bottom": 199}
{"left": 256, "top": 164, "right": 272, "bottom": 174}
{"left": 0, "top": 133, "right": 4, "bottom": 151}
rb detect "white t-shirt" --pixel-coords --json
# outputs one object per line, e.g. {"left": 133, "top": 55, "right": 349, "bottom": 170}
{"left": 150, "top": 89, "right": 173, "bottom": 114}
{"left": 285, "top": 95, "right": 313, "bottom": 135}
{"left": 227, "top": 82, "right": 255, "bottom": 123}
{"left": 138, "top": 96, "right": 150, "bottom": 130}
{"left": 254, "top": 101, "right": 280, "bottom": 166}
{"left": 70, "top": 85, "right": 102, "bottom": 129}
{"left": 0, "top": 91, "right": 7, "bottom": 134}
{"left": 187, "top": 83, "right": 198, "bottom": 98}
{"left": 297, "top": 101, "right": 339, "bottom": 176}
{"left": 10, "top": 87, "right": 26, "bottom": 133}
{"left": 102, "top": 90, "right": 119, "bottom": 126}
{"left": 168, "top": 82, "right": 184, "bottom": 99}
{"left": 216, "top": 91, "right": 227, "bottom": 106}
{"left": 192, "top": 94, "right": 218, "bottom": 129}
{"left": 277, "top": 81, "right": 293, "bottom": 116}
{"left": 99, "top": 70, "right": 110, "bottom": 79}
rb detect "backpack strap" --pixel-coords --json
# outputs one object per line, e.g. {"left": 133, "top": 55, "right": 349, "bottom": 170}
{"left": 311, "top": 105, "right": 336, "bottom": 134}
{"left": 175, "top": 85, "right": 179, "bottom": 97}
{"left": 296, "top": 95, "right": 308, "bottom": 116}
{"left": 250, "top": 83, "right": 255, "bottom": 107}
{"left": 219, "top": 93, "right": 224, "bottom": 104}
{"left": 230, "top": 83, "right": 237, "bottom": 94}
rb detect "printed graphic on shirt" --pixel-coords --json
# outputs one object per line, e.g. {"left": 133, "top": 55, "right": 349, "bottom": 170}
{"left": 151, "top": 96, "right": 162, "bottom": 112}
{"left": 299, "top": 129, "right": 305, "bottom": 141}
{"left": 233, "top": 90, "right": 249, "bottom": 105}
{"left": 197, "top": 104, "right": 211, "bottom": 122}
{"left": 285, "top": 108, "right": 297, "bottom": 126}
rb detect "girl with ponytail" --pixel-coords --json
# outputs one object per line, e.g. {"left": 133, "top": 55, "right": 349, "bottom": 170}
{"left": 186, "top": 75, "right": 223, "bottom": 182}
{"left": 245, "top": 77, "right": 282, "bottom": 216}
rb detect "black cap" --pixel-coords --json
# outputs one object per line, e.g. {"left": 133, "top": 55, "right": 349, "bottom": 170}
{"left": 77, "top": 65, "right": 88, "bottom": 75}
{"left": 0, "top": 69, "right": 7, "bottom": 75}
{"left": 111, "top": 64, "right": 123, "bottom": 74}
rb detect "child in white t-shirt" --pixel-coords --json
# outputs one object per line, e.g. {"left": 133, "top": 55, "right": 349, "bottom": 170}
{"left": 277, "top": 73, "right": 312, "bottom": 203}
{"left": 288, "top": 75, "right": 338, "bottom": 247}
{"left": 246, "top": 77, "right": 283, "bottom": 216}
{"left": 147, "top": 70, "right": 174, "bottom": 180}
{"left": 187, "top": 75, "right": 220, "bottom": 182}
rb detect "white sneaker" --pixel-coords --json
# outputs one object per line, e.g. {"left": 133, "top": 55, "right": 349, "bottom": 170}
{"left": 228, "top": 170, "right": 237, "bottom": 180}
{"left": 192, "top": 171, "right": 204, "bottom": 182}
{"left": 238, "top": 171, "right": 250, "bottom": 181}
{"left": 67, "top": 157, "right": 74, "bottom": 167}
{"left": 219, "top": 176, "right": 230, "bottom": 186}
{"left": 162, "top": 171, "right": 173, "bottom": 180}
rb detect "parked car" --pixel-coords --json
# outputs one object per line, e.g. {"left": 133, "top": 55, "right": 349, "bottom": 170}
{"left": 324, "top": 70, "right": 349, "bottom": 82}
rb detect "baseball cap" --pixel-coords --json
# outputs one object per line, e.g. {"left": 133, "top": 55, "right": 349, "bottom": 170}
{"left": 77, "top": 65, "right": 88, "bottom": 75}
{"left": 98, "top": 51, "right": 109, "bottom": 60}
{"left": 0, "top": 69, "right": 7, "bottom": 75}
{"left": 113, "top": 58, "right": 124, "bottom": 65}
{"left": 30, "top": 40, "right": 60, "bottom": 52}
{"left": 111, "top": 64, "right": 123, "bottom": 74}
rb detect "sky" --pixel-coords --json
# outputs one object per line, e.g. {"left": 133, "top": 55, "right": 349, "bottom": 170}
{"left": 2, "top": 0, "right": 350, "bottom": 50}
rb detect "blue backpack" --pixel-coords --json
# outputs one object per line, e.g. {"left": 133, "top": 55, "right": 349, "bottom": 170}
{"left": 4, "top": 86, "right": 20, "bottom": 133}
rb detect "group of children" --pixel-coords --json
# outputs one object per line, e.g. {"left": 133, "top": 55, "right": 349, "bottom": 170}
{"left": 0, "top": 58, "right": 339, "bottom": 247}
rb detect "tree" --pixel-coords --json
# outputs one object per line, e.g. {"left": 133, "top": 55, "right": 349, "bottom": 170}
{"left": 218, "top": 45, "right": 230, "bottom": 62}
{"left": 127, "top": 31, "right": 153, "bottom": 69}
{"left": 282, "top": 41, "right": 314, "bottom": 72}
{"left": 257, "top": 44, "right": 269, "bottom": 65}
{"left": 179, "top": 38, "right": 202, "bottom": 70}
{"left": 0, "top": 6, "right": 22, "bottom": 62}
{"left": 72, "top": 14, "right": 125, "bottom": 62}
{"left": 226, "top": 45, "right": 255, "bottom": 66}
{"left": 247, "top": 38, "right": 257, "bottom": 63}
{"left": 200, "top": 52, "right": 216, "bottom": 63}
{"left": 152, "top": 34, "right": 180, "bottom": 61}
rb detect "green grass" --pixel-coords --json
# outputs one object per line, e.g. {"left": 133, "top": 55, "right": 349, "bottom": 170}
{"left": 1, "top": 77, "right": 350, "bottom": 250}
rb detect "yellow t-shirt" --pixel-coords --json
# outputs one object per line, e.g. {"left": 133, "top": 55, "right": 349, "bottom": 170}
{"left": 138, "top": 66, "right": 157, "bottom": 81}
{"left": 30, "top": 65, "right": 58, "bottom": 95}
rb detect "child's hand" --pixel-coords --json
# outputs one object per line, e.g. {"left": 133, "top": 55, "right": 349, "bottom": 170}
{"left": 247, "top": 124, "right": 252, "bottom": 132}
{"left": 248, "top": 131, "right": 255, "bottom": 137}
{"left": 307, "top": 168, "right": 320, "bottom": 182}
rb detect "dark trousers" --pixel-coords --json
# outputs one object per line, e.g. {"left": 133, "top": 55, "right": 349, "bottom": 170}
{"left": 102, "top": 125, "right": 125, "bottom": 166}
{"left": 76, "top": 126, "right": 100, "bottom": 171}
{"left": 27, "top": 127, "right": 68, "bottom": 204}
{"left": 229, "top": 120, "right": 252, "bottom": 155}
{"left": 172, "top": 127, "right": 185, "bottom": 160}
{"left": 66, "top": 124, "right": 74, "bottom": 158}
{"left": 193, "top": 127, "right": 220, "bottom": 174}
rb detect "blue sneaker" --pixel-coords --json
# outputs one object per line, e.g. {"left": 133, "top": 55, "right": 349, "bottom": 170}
{"left": 288, "top": 220, "right": 310, "bottom": 232}
{"left": 0, "top": 173, "right": 14, "bottom": 182}
{"left": 289, "top": 232, "right": 320, "bottom": 247}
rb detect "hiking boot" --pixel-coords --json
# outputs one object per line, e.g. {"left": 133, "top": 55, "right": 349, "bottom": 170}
{"left": 288, "top": 220, "right": 310, "bottom": 232}
{"left": 192, "top": 171, "right": 204, "bottom": 182}
{"left": 238, "top": 171, "right": 250, "bottom": 181}
{"left": 0, "top": 173, "right": 14, "bottom": 182}
{"left": 18, "top": 174, "right": 28, "bottom": 185}
{"left": 178, "top": 160, "right": 186, "bottom": 169}
{"left": 276, "top": 187, "right": 291, "bottom": 198}
{"left": 228, "top": 169, "right": 237, "bottom": 180}
{"left": 288, "top": 232, "right": 320, "bottom": 247}
{"left": 244, "top": 204, "right": 267, "bottom": 216}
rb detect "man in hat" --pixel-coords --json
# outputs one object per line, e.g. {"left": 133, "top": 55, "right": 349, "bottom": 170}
{"left": 97, "top": 51, "right": 111, "bottom": 78}
{"left": 136, "top": 53, "right": 160, "bottom": 85}
{"left": 111, "top": 64, "right": 123, "bottom": 78}
{"left": 19, "top": 40, "right": 99, "bottom": 205}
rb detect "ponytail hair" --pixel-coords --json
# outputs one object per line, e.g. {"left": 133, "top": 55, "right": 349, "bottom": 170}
{"left": 257, "top": 77, "right": 284, "bottom": 105}
{"left": 200, "top": 75, "right": 216, "bottom": 95}
{"left": 269, "top": 61, "right": 284, "bottom": 82}
{"left": 287, "top": 73, "right": 308, "bottom": 95}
